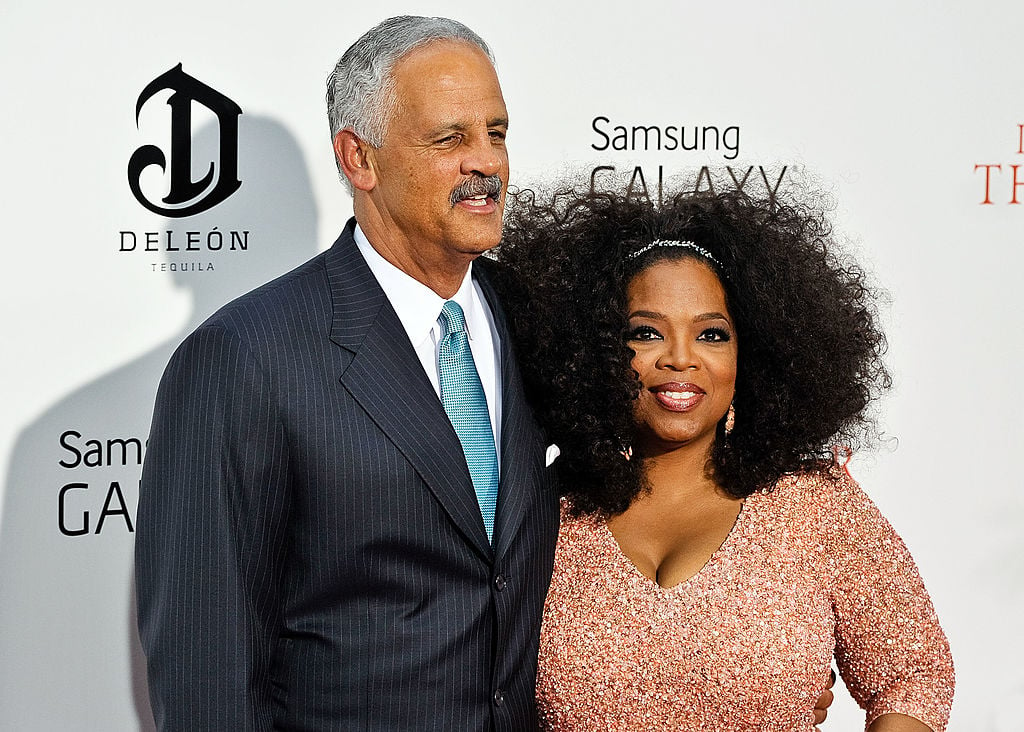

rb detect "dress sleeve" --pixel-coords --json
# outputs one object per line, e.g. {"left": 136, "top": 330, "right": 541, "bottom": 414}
{"left": 824, "top": 469, "right": 955, "bottom": 731}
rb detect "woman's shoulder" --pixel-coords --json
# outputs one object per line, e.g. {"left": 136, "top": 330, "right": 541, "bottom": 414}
{"left": 551, "top": 497, "right": 617, "bottom": 573}
{"left": 767, "top": 462, "right": 916, "bottom": 569}
{"left": 557, "top": 496, "right": 605, "bottom": 535}
{"left": 750, "top": 462, "right": 877, "bottom": 537}
{"left": 765, "top": 460, "right": 865, "bottom": 505}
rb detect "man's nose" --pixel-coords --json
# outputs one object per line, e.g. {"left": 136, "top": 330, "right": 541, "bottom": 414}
{"left": 460, "top": 136, "right": 504, "bottom": 178}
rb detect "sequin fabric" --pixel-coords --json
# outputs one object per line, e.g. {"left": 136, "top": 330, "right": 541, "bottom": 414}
{"left": 535, "top": 470, "right": 954, "bottom": 731}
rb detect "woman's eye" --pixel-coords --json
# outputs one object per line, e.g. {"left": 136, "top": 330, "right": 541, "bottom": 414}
{"left": 627, "top": 325, "right": 661, "bottom": 341}
{"left": 698, "top": 327, "right": 731, "bottom": 343}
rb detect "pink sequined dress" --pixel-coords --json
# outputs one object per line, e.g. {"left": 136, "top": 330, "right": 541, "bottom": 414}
{"left": 535, "top": 470, "right": 954, "bottom": 731}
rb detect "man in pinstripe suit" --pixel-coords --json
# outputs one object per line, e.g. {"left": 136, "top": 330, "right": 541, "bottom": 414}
{"left": 136, "top": 16, "right": 559, "bottom": 731}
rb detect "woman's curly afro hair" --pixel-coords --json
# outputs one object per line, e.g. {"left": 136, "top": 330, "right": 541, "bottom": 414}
{"left": 495, "top": 187, "right": 891, "bottom": 516}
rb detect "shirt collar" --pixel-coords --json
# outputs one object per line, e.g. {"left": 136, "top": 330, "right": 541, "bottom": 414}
{"left": 354, "top": 223, "right": 479, "bottom": 347}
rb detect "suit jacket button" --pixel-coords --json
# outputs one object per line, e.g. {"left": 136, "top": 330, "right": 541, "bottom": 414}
{"left": 493, "top": 689, "right": 505, "bottom": 706}
{"left": 493, "top": 574, "right": 507, "bottom": 591}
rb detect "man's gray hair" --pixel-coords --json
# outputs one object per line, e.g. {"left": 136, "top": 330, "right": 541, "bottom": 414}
{"left": 327, "top": 16, "right": 494, "bottom": 157}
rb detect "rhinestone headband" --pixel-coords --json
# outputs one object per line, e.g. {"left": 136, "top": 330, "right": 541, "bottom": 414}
{"left": 626, "top": 239, "right": 726, "bottom": 273}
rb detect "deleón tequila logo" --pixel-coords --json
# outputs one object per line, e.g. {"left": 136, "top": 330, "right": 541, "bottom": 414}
{"left": 128, "top": 64, "right": 242, "bottom": 217}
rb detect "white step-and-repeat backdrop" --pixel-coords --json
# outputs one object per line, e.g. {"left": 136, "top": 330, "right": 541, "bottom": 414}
{"left": 2, "top": 2, "right": 1020, "bottom": 729}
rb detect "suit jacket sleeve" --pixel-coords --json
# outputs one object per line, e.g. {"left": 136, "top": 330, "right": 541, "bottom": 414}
{"left": 136, "top": 322, "right": 291, "bottom": 731}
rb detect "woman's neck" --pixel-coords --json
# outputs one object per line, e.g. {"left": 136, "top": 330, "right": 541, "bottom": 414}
{"left": 639, "top": 437, "right": 720, "bottom": 501}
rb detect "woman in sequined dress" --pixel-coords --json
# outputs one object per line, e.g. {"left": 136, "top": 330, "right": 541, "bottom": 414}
{"left": 498, "top": 189, "right": 954, "bottom": 731}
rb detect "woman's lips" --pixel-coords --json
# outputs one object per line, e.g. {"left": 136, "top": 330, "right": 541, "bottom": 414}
{"left": 650, "top": 382, "right": 706, "bottom": 412}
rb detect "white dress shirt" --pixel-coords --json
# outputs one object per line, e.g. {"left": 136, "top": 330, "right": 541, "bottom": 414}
{"left": 354, "top": 224, "right": 503, "bottom": 460}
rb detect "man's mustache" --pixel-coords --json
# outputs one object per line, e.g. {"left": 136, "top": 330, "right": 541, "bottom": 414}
{"left": 450, "top": 176, "right": 503, "bottom": 207}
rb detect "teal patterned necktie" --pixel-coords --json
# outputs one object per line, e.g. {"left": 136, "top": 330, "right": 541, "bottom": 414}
{"left": 437, "top": 301, "right": 499, "bottom": 542}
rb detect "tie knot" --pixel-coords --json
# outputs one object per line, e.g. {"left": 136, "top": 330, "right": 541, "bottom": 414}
{"left": 439, "top": 300, "right": 467, "bottom": 337}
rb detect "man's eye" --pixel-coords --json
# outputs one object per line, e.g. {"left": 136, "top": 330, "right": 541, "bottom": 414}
{"left": 437, "top": 134, "right": 461, "bottom": 146}
{"left": 489, "top": 130, "right": 506, "bottom": 142}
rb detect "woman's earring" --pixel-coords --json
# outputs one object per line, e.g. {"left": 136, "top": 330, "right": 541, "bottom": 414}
{"left": 620, "top": 445, "right": 633, "bottom": 461}
{"left": 724, "top": 403, "right": 736, "bottom": 436}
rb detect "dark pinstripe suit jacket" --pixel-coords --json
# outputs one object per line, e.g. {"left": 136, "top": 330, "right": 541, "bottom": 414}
{"left": 136, "top": 220, "right": 559, "bottom": 731}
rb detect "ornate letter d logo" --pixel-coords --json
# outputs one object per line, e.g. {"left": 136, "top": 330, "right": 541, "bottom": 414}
{"left": 128, "top": 64, "right": 242, "bottom": 217}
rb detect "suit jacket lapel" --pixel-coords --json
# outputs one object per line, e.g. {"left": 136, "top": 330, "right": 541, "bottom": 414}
{"left": 326, "top": 221, "right": 492, "bottom": 560}
{"left": 475, "top": 261, "right": 545, "bottom": 559}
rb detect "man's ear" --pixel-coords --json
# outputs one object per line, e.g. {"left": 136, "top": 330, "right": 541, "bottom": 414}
{"left": 334, "top": 129, "right": 376, "bottom": 192}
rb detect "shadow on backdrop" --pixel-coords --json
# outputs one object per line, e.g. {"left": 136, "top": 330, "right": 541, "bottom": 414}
{"left": 0, "top": 116, "right": 319, "bottom": 730}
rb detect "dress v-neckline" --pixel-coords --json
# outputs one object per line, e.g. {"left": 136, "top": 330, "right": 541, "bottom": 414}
{"left": 598, "top": 497, "right": 750, "bottom": 591}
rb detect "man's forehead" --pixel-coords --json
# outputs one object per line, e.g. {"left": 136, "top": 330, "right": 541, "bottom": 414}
{"left": 392, "top": 40, "right": 501, "bottom": 95}
{"left": 389, "top": 40, "right": 507, "bottom": 129}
